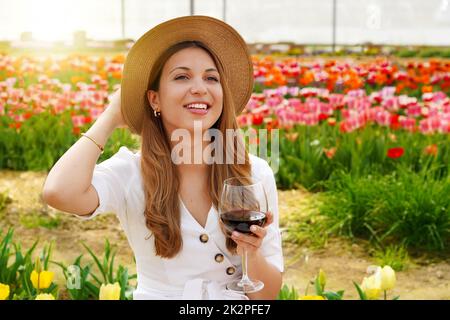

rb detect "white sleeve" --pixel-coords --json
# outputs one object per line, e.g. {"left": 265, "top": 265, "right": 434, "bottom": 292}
{"left": 75, "top": 146, "right": 136, "bottom": 221}
{"left": 260, "top": 160, "right": 284, "bottom": 273}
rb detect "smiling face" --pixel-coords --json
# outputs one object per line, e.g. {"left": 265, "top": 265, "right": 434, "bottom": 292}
{"left": 147, "top": 46, "right": 224, "bottom": 135}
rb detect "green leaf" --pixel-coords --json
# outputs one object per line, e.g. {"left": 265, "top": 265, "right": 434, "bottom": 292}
{"left": 102, "top": 240, "right": 111, "bottom": 276}
{"left": 323, "top": 291, "right": 343, "bottom": 300}
{"left": 277, "top": 284, "right": 298, "bottom": 300}
{"left": 81, "top": 241, "right": 107, "bottom": 283}
{"left": 314, "top": 277, "right": 323, "bottom": 296}
{"left": 85, "top": 281, "right": 100, "bottom": 299}
{"left": 108, "top": 250, "right": 116, "bottom": 284}
{"left": 89, "top": 271, "right": 103, "bottom": 286}
{"left": 43, "top": 242, "right": 53, "bottom": 270}
{"left": 353, "top": 281, "right": 367, "bottom": 300}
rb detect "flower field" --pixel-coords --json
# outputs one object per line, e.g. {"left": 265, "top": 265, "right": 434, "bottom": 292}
{"left": 0, "top": 52, "right": 449, "bottom": 299}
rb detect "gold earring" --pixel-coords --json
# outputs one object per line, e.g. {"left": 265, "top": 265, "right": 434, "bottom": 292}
{"left": 153, "top": 109, "right": 161, "bottom": 118}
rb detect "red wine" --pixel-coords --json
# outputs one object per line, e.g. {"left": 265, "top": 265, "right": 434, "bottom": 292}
{"left": 221, "top": 210, "right": 266, "bottom": 234}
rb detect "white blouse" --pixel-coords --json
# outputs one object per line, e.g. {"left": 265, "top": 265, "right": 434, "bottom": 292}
{"left": 76, "top": 146, "right": 284, "bottom": 300}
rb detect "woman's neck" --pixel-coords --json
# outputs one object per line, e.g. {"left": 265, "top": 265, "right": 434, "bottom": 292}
{"left": 168, "top": 127, "right": 214, "bottom": 168}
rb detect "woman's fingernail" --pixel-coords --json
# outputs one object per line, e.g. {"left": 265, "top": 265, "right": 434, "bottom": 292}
{"left": 250, "top": 225, "right": 256, "bottom": 232}
{"left": 232, "top": 231, "right": 239, "bottom": 238}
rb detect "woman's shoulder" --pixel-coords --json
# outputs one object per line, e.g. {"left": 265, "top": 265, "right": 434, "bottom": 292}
{"left": 115, "top": 146, "right": 141, "bottom": 161}
{"left": 94, "top": 146, "right": 144, "bottom": 198}
{"left": 97, "top": 146, "right": 141, "bottom": 173}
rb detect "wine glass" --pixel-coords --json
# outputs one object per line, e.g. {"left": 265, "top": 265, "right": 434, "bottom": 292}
{"left": 219, "top": 176, "right": 268, "bottom": 294}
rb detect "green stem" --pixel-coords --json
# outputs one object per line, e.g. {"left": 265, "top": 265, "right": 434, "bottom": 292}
{"left": 384, "top": 290, "right": 387, "bottom": 300}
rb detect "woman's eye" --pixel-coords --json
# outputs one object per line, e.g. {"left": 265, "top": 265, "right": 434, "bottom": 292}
{"left": 174, "top": 75, "right": 218, "bottom": 82}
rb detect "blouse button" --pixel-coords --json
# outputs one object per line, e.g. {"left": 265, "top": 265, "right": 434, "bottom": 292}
{"left": 214, "top": 253, "right": 224, "bottom": 263}
{"left": 226, "top": 266, "right": 236, "bottom": 275}
{"left": 199, "top": 234, "right": 209, "bottom": 243}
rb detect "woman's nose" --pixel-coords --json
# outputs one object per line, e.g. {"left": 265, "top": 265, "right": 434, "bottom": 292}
{"left": 190, "top": 78, "right": 207, "bottom": 95}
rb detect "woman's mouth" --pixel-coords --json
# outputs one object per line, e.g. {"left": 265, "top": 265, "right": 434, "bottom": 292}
{"left": 183, "top": 103, "right": 211, "bottom": 115}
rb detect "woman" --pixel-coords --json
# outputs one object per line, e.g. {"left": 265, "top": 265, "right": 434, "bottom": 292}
{"left": 43, "top": 16, "right": 283, "bottom": 300}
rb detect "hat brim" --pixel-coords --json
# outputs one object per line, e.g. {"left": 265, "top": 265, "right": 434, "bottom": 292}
{"left": 121, "top": 15, "right": 254, "bottom": 135}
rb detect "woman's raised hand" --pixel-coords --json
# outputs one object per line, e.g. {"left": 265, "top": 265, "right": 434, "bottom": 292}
{"left": 104, "top": 87, "right": 127, "bottom": 129}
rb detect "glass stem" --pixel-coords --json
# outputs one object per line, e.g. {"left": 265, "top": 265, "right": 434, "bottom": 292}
{"left": 239, "top": 249, "right": 252, "bottom": 285}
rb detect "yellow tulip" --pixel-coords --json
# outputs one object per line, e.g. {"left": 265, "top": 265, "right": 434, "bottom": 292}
{"left": 99, "top": 282, "right": 121, "bottom": 300}
{"left": 0, "top": 283, "right": 10, "bottom": 300}
{"left": 318, "top": 269, "right": 327, "bottom": 290}
{"left": 35, "top": 257, "right": 42, "bottom": 273}
{"left": 299, "top": 295, "right": 325, "bottom": 300}
{"left": 380, "top": 266, "right": 396, "bottom": 291}
{"left": 35, "top": 293, "right": 55, "bottom": 300}
{"left": 361, "top": 274, "right": 381, "bottom": 300}
{"left": 30, "top": 270, "right": 54, "bottom": 289}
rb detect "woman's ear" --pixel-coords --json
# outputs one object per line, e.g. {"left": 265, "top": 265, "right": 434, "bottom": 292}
{"left": 147, "top": 90, "right": 160, "bottom": 111}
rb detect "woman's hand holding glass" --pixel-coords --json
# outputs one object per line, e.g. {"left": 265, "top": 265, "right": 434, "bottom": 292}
{"left": 230, "top": 211, "right": 273, "bottom": 258}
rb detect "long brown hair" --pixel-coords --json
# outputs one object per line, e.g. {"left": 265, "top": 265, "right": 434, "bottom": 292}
{"left": 140, "top": 41, "right": 252, "bottom": 258}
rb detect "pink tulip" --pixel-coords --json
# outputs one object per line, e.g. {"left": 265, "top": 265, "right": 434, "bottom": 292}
{"left": 419, "top": 119, "right": 435, "bottom": 134}
{"left": 422, "top": 93, "right": 434, "bottom": 102}
{"left": 375, "top": 110, "right": 391, "bottom": 127}
{"left": 245, "top": 99, "right": 260, "bottom": 111}
{"left": 287, "top": 98, "right": 301, "bottom": 109}
{"left": 406, "top": 104, "right": 422, "bottom": 117}
{"left": 305, "top": 98, "right": 320, "bottom": 113}
{"left": 439, "top": 119, "right": 450, "bottom": 133}
{"left": 382, "top": 97, "right": 399, "bottom": 112}
{"left": 319, "top": 103, "right": 333, "bottom": 115}
{"left": 398, "top": 95, "right": 417, "bottom": 108}
{"left": 347, "top": 89, "right": 366, "bottom": 98}
{"left": 369, "top": 92, "right": 383, "bottom": 104}
{"left": 381, "top": 86, "right": 396, "bottom": 98}
{"left": 267, "top": 96, "right": 282, "bottom": 107}
{"left": 71, "top": 115, "right": 85, "bottom": 127}
{"left": 288, "top": 87, "right": 299, "bottom": 97}
{"left": 397, "top": 116, "right": 414, "bottom": 131}
{"left": 276, "top": 86, "right": 288, "bottom": 96}
{"left": 237, "top": 114, "right": 251, "bottom": 127}
{"left": 328, "top": 94, "right": 345, "bottom": 109}
{"left": 303, "top": 113, "right": 319, "bottom": 126}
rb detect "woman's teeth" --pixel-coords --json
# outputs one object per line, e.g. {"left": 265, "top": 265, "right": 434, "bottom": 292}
{"left": 185, "top": 103, "right": 208, "bottom": 110}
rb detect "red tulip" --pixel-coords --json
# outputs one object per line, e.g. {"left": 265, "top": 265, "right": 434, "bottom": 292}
{"left": 8, "top": 122, "right": 21, "bottom": 130}
{"left": 323, "top": 147, "right": 337, "bottom": 159}
{"left": 339, "top": 121, "right": 349, "bottom": 133}
{"left": 285, "top": 132, "right": 299, "bottom": 142}
{"left": 387, "top": 147, "right": 404, "bottom": 159}
{"left": 266, "top": 118, "right": 279, "bottom": 132}
{"left": 390, "top": 114, "right": 400, "bottom": 130}
{"left": 423, "top": 144, "right": 438, "bottom": 156}
{"left": 83, "top": 116, "right": 93, "bottom": 124}
{"left": 72, "top": 127, "right": 81, "bottom": 135}
{"left": 327, "top": 117, "right": 337, "bottom": 126}
{"left": 23, "top": 112, "right": 32, "bottom": 120}
{"left": 251, "top": 113, "right": 263, "bottom": 126}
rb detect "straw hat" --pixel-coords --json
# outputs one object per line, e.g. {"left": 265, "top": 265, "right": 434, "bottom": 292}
{"left": 121, "top": 15, "right": 254, "bottom": 135}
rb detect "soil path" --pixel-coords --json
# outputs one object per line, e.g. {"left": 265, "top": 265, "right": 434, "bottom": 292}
{"left": 0, "top": 170, "right": 448, "bottom": 299}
